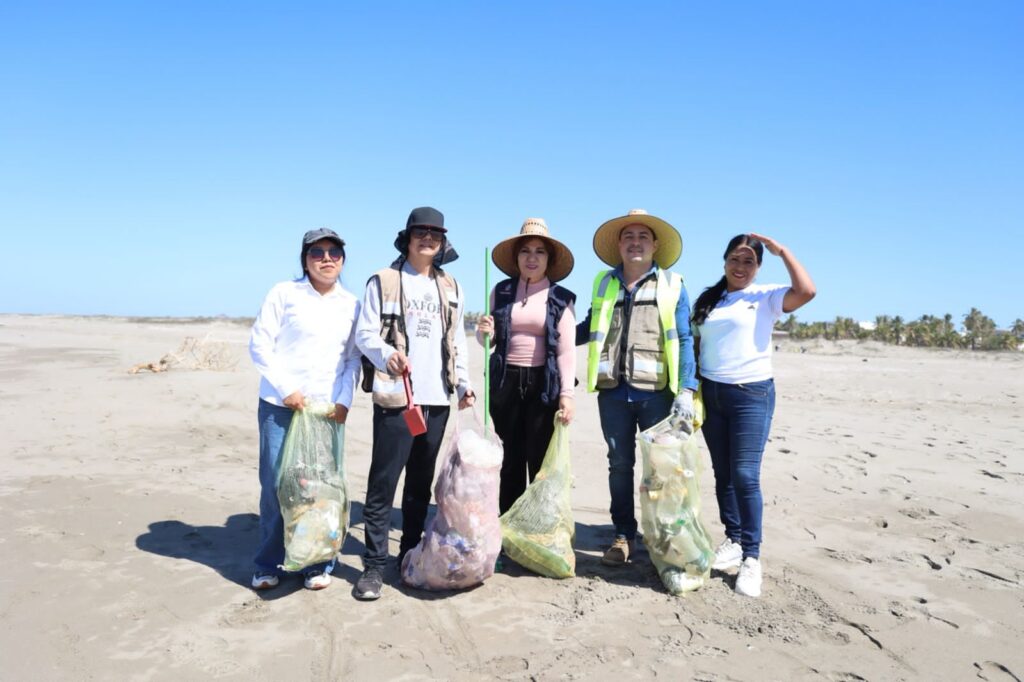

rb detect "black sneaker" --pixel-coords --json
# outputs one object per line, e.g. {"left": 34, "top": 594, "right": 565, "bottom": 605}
{"left": 354, "top": 567, "right": 384, "bottom": 601}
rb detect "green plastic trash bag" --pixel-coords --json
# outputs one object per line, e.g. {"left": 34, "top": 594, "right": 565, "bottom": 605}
{"left": 500, "top": 418, "right": 575, "bottom": 579}
{"left": 639, "top": 414, "right": 714, "bottom": 594}
{"left": 276, "top": 403, "right": 349, "bottom": 573}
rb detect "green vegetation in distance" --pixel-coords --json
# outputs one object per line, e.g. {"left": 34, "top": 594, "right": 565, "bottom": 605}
{"left": 774, "top": 309, "right": 1024, "bottom": 351}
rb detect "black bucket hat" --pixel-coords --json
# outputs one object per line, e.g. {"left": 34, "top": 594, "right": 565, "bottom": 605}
{"left": 393, "top": 206, "right": 458, "bottom": 265}
{"left": 406, "top": 206, "right": 446, "bottom": 232}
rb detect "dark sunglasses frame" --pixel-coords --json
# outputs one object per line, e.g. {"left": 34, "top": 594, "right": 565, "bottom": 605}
{"left": 409, "top": 227, "right": 444, "bottom": 240}
{"left": 307, "top": 247, "right": 345, "bottom": 261}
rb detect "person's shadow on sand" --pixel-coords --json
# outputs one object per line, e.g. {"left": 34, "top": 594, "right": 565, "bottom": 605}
{"left": 136, "top": 513, "right": 260, "bottom": 590}
{"left": 136, "top": 502, "right": 378, "bottom": 599}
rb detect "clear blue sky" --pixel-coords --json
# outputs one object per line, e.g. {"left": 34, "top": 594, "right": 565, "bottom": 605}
{"left": 2, "top": 2, "right": 1021, "bottom": 326}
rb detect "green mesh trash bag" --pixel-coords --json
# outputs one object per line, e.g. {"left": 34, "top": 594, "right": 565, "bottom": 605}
{"left": 499, "top": 418, "right": 575, "bottom": 578}
{"left": 276, "top": 403, "right": 349, "bottom": 573}
{"left": 639, "top": 412, "right": 714, "bottom": 594}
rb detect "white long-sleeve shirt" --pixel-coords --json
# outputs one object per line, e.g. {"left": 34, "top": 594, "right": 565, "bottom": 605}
{"left": 249, "top": 278, "right": 362, "bottom": 407}
{"left": 356, "top": 261, "right": 472, "bottom": 406}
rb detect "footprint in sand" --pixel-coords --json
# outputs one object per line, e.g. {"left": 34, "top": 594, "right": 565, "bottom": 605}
{"left": 219, "top": 598, "right": 270, "bottom": 627}
{"left": 898, "top": 507, "right": 937, "bottom": 520}
{"left": 973, "top": 660, "right": 1022, "bottom": 682}
{"left": 479, "top": 656, "right": 529, "bottom": 676}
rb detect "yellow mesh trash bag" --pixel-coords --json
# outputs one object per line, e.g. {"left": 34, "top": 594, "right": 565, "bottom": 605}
{"left": 639, "top": 389, "right": 713, "bottom": 594}
{"left": 276, "top": 403, "right": 349, "bottom": 573}
{"left": 499, "top": 418, "right": 575, "bottom": 579}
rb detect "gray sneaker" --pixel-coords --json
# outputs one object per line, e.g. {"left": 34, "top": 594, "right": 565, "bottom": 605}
{"left": 355, "top": 567, "right": 384, "bottom": 601}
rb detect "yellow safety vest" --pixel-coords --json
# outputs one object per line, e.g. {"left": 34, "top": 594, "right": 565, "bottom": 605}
{"left": 586, "top": 268, "right": 682, "bottom": 394}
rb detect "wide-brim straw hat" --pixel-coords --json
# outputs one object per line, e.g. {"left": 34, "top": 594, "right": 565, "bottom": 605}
{"left": 491, "top": 218, "right": 575, "bottom": 282}
{"left": 592, "top": 208, "right": 682, "bottom": 269}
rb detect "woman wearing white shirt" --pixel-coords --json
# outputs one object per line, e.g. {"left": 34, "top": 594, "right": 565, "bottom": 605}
{"left": 248, "top": 228, "right": 362, "bottom": 591}
{"left": 692, "top": 233, "right": 815, "bottom": 598}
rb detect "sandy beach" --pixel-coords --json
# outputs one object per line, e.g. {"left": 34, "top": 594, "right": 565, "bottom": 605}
{"left": 0, "top": 313, "right": 1021, "bottom": 681}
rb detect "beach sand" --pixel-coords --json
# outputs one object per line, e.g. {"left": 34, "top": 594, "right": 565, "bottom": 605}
{"left": 1, "top": 314, "right": 1022, "bottom": 681}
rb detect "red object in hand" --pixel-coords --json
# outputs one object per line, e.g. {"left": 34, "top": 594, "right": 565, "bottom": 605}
{"left": 402, "top": 369, "right": 427, "bottom": 436}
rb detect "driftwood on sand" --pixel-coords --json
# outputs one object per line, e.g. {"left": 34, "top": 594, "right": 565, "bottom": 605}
{"left": 128, "top": 334, "right": 238, "bottom": 373}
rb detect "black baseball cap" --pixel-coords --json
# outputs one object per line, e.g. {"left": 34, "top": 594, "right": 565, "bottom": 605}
{"left": 302, "top": 228, "right": 346, "bottom": 247}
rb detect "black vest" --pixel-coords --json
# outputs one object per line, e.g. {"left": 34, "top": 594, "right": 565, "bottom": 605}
{"left": 490, "top": 278, "right": 576, "bottom": 406}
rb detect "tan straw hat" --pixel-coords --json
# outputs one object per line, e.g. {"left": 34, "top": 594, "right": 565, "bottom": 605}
{"left": 592, "top": 208, "right": 682, "bottom": 269}
{"left": 491, "top": 218, "right": 575, "bottom": 282}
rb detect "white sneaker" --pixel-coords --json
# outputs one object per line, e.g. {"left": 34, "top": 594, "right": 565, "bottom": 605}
{"left": 734, "top": 557, "right": 762, "bottom": 598}
{"left": 712, "top": 538, "right": 743, "bottom": 571}
{"left": 303, "top": 572, "right": 332, "bottom": 591}
{"left": 251, "top": 573, "right": 280, "bottom": 590}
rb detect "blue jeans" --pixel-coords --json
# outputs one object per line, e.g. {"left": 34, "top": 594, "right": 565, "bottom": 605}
{"left": 254, "top": 399, "right": 336, "bottom": 577}
{"left": 700, "top": 378, "right": 776, "bottom": 559}
{"left": 597, "top": 389, "right": 674, "bottom": 540}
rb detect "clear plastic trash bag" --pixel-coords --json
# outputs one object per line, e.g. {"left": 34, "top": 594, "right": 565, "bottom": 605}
{"left": 276, "top": 403, "right": 348, "bottom": 573}
{"left": 639, "top": 406, "right": 714, "bottom": 594}
{"left": 500, "top": 417, "right": 575, "bottom": 578}
{"left": 402, "top": 416, "right": 503, "bottom": 590}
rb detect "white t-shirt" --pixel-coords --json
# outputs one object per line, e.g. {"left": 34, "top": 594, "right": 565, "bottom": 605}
{"left": 696, "top": 284, "right": 789, "bottom": 384}
{"left": 399, "top": 266, "right": 451, "bottom": 405}
{"left": 355, "top": 261, "right": 472, "bottom": 406}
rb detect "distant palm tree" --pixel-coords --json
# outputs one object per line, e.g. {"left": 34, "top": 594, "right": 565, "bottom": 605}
{"left": 1012, "top": 318, "right": 1024, "bottom": 339}
{"left": 873, "top": 315, "right": 891, "bottom": 343}
{"left": 891, "top": 316, "right": 904, "bottom": 346}
{"left": 963, "top": 308, "right": 996, "bottom": 350}
{"left": 777, "top": 313, "right": 798, "bottom": 333}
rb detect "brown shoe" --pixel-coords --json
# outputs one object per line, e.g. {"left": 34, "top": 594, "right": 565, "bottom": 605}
{"left": 601, "top": 536, "right": 634, "bottom": 566}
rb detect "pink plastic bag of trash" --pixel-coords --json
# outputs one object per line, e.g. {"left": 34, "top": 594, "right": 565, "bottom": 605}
{"left": 401, "top": 415, "right": 503, "bottom": 590}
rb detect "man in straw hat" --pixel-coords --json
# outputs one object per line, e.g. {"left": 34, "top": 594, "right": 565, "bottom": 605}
{"left": 575, "top": 209, "right": 698, "bottom": 566}
{"left": 353, "top": 206, "right": 475, "bottom": 600}
{"left": 476, "top": 217, "right": 577, "bottom": 514}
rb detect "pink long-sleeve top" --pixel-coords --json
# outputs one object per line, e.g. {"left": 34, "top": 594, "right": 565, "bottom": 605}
{"left": 482, "top": 278, "right": 576, "bottom": 398}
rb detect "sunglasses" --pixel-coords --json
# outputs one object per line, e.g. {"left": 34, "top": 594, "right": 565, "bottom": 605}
{"left": 409, "top": 227, "right": 444, "bottom": 240}
{"left": 308, "top": 247, "right": 345, "bottom": 261}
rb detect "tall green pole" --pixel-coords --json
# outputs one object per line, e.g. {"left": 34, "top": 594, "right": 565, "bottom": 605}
{"left": 483, "top": 247, "right": 491, "bottom": 435}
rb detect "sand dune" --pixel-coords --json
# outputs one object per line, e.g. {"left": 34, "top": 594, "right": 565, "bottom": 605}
{"left": 0, "top": 315, "right": 1021, "bottom": 681}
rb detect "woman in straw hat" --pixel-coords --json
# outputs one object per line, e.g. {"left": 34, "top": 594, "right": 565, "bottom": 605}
{"left": 476, "top": 218, "right": 577, "bottom": 514}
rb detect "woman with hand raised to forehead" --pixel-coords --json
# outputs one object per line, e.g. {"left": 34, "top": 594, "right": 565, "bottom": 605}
{"left": 691, "top": 232, "right": 815, "bottom": 599}
{"left": 476, "top": 218, "right": 577, "bottom": 515}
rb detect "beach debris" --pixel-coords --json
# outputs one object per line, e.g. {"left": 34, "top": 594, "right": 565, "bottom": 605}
{"left": 128, "top": 334, "right": 238, "bottom": 373}
{"left": 277, "top": 404, "right": 348, "bottom": 572}
{"left": 402, "top": 425, "right": 503, "bottom": 590}
{"left": 501, "top": 417, "right": 576, "bottom": 579}
{"left": 639, "top": 415, "right": 715, "bottom": 594}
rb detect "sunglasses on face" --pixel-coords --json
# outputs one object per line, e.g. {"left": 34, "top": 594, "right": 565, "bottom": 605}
{"left": 409, "top": 227, "right": 444, "bottom": 240}
{"left": 308, "top": 247, "right": 344, "bottom": 261}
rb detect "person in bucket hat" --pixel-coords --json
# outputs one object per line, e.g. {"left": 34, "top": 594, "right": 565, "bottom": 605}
{"left": 353, "top": 206, "right": 475, "bottom": 601}
{"left": 574, "top": 209, "right": 698, "bottom": 567}
{"left": 475, "top": 218, "right": 577, "bottom": 514}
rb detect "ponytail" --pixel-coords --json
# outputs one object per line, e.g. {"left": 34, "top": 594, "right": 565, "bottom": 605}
{"left": 692, "top": 276, "right": 728, "bottom": 326}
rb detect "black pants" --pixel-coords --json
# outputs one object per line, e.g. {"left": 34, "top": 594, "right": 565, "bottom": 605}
{"left": 362, "top": 403, "right": 451, "bottom": 568}
{"left": 491, "top": 365, "right": 558, "bottom": 515}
